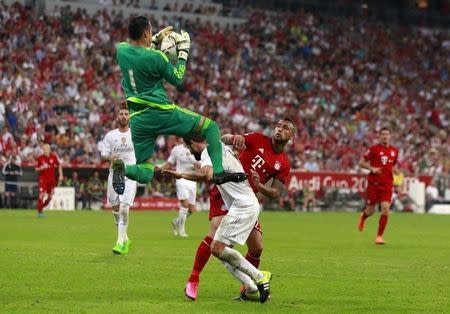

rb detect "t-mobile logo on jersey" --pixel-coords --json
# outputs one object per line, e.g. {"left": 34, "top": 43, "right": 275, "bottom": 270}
{"left": 381, "top": 156, "right": 388, "bottom": 165}
{"left": 251, "top": 155, "right": 265, "bottom": 170}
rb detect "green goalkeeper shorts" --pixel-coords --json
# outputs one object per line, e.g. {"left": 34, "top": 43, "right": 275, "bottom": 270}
{"left": 128, "top": 103, "right": 208, "bottom": 163}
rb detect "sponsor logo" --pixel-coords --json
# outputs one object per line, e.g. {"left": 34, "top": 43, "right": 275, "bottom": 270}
{"left": 274, "top": 161, "right": 281, "bottom": 170}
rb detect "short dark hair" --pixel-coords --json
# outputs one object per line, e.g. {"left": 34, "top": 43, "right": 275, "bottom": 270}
{"left": 380, "top": 127, "right": 391, "bottom": 133}
{"left": 183, "top": 136, "right": 205, "bottom": 146}
{"left": 128, "top": 16, "right": 151, "bottom": 40}
{"left": 279, "top": 117, "right": 296, "bottom": 133}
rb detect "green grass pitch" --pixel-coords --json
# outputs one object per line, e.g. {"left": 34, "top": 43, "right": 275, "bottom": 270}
{"left": 1, "top": 210, "right": 449, "bottom": 313}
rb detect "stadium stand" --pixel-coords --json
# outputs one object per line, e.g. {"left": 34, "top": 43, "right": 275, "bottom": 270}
{"left": 1, "top": 1, "right": 448, "bottom": 178}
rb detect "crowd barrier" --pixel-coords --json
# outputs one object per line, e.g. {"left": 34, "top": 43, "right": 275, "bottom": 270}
{"left": 1, "top": 165, "right": 440, "bottom": 212}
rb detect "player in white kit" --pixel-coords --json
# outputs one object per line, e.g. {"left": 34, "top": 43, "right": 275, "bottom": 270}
{"left": 101, "top": 107, "right": 137, "bottom": 255}
{"left": 161, "top": 140, "right": 199, "bottom": 237}
{"left": 162, "top": 138, "right": 272, "bottom": 303}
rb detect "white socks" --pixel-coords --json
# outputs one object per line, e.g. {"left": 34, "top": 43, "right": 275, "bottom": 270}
{"left": 117, "top": 203, "right": 129, "bottom": 245}
{"left": 219, "top": 246, "right": 263, "bottom": 282}
{"left": 221, "top": 260, "right": 258, "bottom": 293}
{"left": 177, "top": 207, "right": 189, "bottom": 235}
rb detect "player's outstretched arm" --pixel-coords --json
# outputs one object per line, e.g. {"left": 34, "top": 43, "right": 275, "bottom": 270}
{"left": 160, "top": 162, "right": 174, "bottom": 171}
{"left": 162, "top": 166, "right": 212, "bottom": 182}
{"left": 58, "top": 163, "right": 64, "bottom": 182}
{"left": 221, "top": 134, "right": 246, "bottom": 150}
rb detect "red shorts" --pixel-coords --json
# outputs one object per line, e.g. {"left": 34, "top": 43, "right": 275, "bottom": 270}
{"left": 209, "top": 186, "right": 262, "bottom": 233}
{"left": 39, "top": 180, "right": 56, "bottom": 194}
{"left": 366, "top": 183, "right": 393, "bottom": 205}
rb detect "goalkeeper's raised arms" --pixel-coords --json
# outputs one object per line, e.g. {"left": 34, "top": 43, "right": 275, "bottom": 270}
{"left": 176, "top": 30, "right": 191, "bottom": 61}
{"left": 151, "top": 26, "right": 173, "bottom": 48}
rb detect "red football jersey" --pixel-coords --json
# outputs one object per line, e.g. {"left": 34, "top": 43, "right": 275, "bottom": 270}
{"left": 37, "top": 153, "right": 60, "bottom": 182}
{"left": 363, "top": 144, "right": 398, "bottom": 185}
{"left": 239, "top": 133, "right": 291, "bottom": 192}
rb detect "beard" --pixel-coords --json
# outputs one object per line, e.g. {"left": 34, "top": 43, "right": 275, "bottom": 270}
{"left": 118, "top": 119, "right": 128, "bottom": 127}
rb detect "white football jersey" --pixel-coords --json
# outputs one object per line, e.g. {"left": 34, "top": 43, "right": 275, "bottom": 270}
{"left": 168, "top": 144, "right": 197, "bottom": 172}
{"left": 168, "top": 143, "right": 198, "bottom": 187}
{"left": 101, "top": 129, "right": 136, "bottom": 171}
{"left": 200, "top": 143, "right": 258, "bottom": 211}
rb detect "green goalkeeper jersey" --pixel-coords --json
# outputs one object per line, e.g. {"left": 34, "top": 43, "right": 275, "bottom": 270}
{"left": 116, "top": 42, "right": 186, "bottom": 110}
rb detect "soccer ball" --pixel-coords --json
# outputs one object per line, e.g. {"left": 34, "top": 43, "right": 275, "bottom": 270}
{"left": 160, "top": 32, "right": 178, "bottom": 62}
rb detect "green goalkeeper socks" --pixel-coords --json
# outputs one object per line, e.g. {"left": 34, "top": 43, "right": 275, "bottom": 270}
{"left": 125, "top": 163, "right": 154, "bottom": 183}
{"left": 201, "top": 119, "right": 224, "bottom": 174}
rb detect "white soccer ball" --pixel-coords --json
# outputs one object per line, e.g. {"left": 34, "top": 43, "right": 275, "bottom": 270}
{"left": 160, "top": 32, "right": 178, "bottom": 62}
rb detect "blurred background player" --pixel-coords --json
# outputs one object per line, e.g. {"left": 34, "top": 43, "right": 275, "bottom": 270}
{"left": 35, "top": 144, "right": 63, "bottom": 217}
{"left": 113, "top": 16, "right": 246, "bottom": 195}
{"left": 101, "top": 107, "right": 137, "bottom": 255}
{"left": 183, "top": 118, "right": 294, "bottom": 301}
{"left": 358, "top": 127, "right": 399, "bottom": 244}
{"left": 163, "top": 138, "right": 272, "bottom": 303}
{"left": 2, "top": 150, "right": 23, "bottom": 208}
{"left": 161, "top": 138, "right": 199, "bottom": 237}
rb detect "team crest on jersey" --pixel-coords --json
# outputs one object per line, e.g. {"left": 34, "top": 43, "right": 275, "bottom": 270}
{"left": 274, "top": 161, "right": 281, "bottom": 170}
{"left": 380, "top": 152, "right": 384, "bottom": 155}
{"left": 258, "top": 148, "right": 264, "bottom": 154}
{"left": 121, "top": 137, "right": 126, "bottom": 143}
{"left": 391, "top": 151, "right": 395, "bottom": 157}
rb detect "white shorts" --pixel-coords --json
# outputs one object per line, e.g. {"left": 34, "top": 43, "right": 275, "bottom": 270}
{"left": 176, "top": 179, "right": 196, "bottom": 205}
{"left": 107, "top": 174, "right": 137, "bottom": 207}
{"left": 214, "top": 203, "right": 260, "bottom": 246}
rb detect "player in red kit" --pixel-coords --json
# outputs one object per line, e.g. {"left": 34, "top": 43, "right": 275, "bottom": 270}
{"left": 184, "top": 118, "right": 295, "bottom": 301}
{"left": 358, "top": 127, "right": 399, "bottom": 244}
{"left": 35, "top": 144, "right": 63, "bottom": 217}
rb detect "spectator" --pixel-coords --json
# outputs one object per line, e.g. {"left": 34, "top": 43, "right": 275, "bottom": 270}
{"left": 391, "top": 170, "right": 418, "bottom": 212}
{"left": 426, "top": 180, "right": 441, "bottom": 211}
{"left": 86, "top": 171, "right": 104, "bottom": 209}
{"left": 303, "top": 154, "right": 320, "bottom": 172}
{"left": 302, "top": 182, "right": 317, "bottom": 212}
{"left": 63, "top": 171, "right": 87, "bottom": 210}
{"left": 0, "top": 2, "right": 448, "bottom": 180}
{"left": 2, "top": 151, "right": 23, "bottom": 208}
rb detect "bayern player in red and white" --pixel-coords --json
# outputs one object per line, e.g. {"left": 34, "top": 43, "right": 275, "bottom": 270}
{"left": 35, "top": 144, "right": 63, "bottom": 217}
{"left": 184, "top": 117, "right": 295, "bottom": 301}
{"left": 358, "top": 127, "right": 399, "bottom": 244}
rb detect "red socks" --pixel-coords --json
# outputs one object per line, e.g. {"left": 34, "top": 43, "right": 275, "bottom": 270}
{"left": 361, "top": 210, "right": 368, "bottom": 221}
{"left": 42, "top": 198, "right": 51, "bottom": 208}
{"left": 377, "top": 214, "right": 388, "bottom": 237}
{"left": 37, "top": 197, "right": 52, "bottom": 213}
{"left": 245, "top": 252, "right": 261, "bottom": 268}
{"left": 188, "top": 236, "right": 213, "bottom": 283}
{"left": 37, "top": 198, "right": 44, "bottom": 213}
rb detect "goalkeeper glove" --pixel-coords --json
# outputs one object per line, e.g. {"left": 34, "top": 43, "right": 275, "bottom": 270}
{"left": 176, "top": 30, "right": 191, "bottom": 61}
{"left": 151, "top": 26, "right": 173, "bottom": 49}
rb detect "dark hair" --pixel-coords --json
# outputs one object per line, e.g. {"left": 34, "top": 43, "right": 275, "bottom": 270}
{"left": 184, "top": 136, "right": 205, "bottom": 146}
{"left": 128, "top": 16, "right": 151, "bottom": 40}
{"left": 380, "top": 127, "right": 391, "bottom": 133}
{"left": 279, "top": 116, "right": 296, "bottom": 133}
{"left": 280, "top": 116, "right": 294, "bottom": 124}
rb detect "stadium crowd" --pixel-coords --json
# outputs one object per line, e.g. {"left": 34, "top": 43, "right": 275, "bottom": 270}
{"left": 0, "top": 1, "right": 449, "bottom": 179}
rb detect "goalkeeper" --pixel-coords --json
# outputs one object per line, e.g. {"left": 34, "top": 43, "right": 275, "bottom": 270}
{"left": 114, "top": 16, "right": 247, "bottom": 194}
